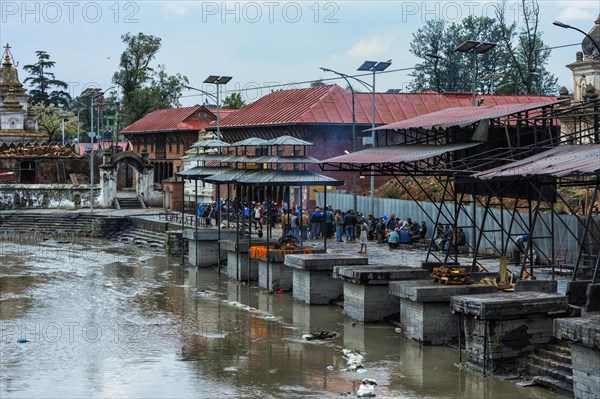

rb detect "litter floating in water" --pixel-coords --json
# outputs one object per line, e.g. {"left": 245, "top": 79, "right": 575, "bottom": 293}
{"left": 303, "top": 331, "right": 337, "bottom": 341}
{"left": 342, "top": 349, "right": 365, "bottom": 372}
{"left": 16, "top": 337, "right": 29, "bottom": 343}
{"left": 356, "top": 378, "right": 377, "bottom": 397}
{"left": 326, "top": 365, "right": 335, "bottom": 371}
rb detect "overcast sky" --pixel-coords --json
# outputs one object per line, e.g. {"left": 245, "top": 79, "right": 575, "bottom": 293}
{"left": 3, "top": 0, "right": 599, "bottom": 106}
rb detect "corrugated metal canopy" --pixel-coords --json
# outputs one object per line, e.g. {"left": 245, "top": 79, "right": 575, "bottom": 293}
{"left": 473, "top": 144, "right": 600, "bottom": 179}
{"left": 190, "top": 139, "right": 230, "bottom": 148}
{"left": 252, "top": 155, "right": 319, "bottom": 164}
{"left": 186, "top": 153, "right": 232, "bottom": 162}
{"left": 235, "top": 169, "right": 343, "bottom": 186}
{"left": 203, "top": 169, "right": 250, "bottom": 184}
{"left": 177, "top": 166, "right": 230, "bottom": 179}
{"left": 231, "top": 137, "right": 268, "bottom": 146}
{"left": 369, "top": 101, "right": 558, "bottom": 131}
{"left": 320, "top": 143, "right": 480, "bottom": 165}
{"left": 202, "top": 168, "right": 343, "bottom": 186}
{"left": 263, "top": 135, "right": 313, "bottom": 146}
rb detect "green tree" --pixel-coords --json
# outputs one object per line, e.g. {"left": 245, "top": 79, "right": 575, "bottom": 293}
{"left": 112, "top": 33, "right": 189, "bottom": 125}
{"left": 222, "top": 92, "right": 246, "bottom": 109}
{"left": 23, "top": 51, "right": 71, "bottom": 107}
{"left": 33, "top": 103, "right": 80, "bottom": 143}
{"left": 409, "top": 0, "right": 558, "bottom": 96}
{"left": 409, "top": 16, "right": 503, "bottom": 94}
{"left": 494, "top": 0, "right": 558, "bottom": 95}
{"left": 310, "top": 79, "right": 326, "bottom": 87}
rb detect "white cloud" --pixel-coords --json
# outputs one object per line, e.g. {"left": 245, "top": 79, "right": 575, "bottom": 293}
{"left": 345, "top": 35, "right": 396, "bottom": 60}
{"left": 159, "top": 1, "right": 199, "bottom": 16}
{"left": 555, "top": 1, "right": 599, "bottom": 22}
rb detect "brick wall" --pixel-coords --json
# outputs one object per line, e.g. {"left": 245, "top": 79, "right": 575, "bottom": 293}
{"left": 0, "top": 157, "right": 93, "bottom": 184}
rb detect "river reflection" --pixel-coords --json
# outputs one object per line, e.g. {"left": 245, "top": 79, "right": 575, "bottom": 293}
{"left": 1, "top": 239, "right": 567, "bottom": 398}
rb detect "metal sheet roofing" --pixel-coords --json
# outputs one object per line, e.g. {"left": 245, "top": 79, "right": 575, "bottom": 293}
{"left": 473, "top": 144, "right": 600, "bottom": 179}
{"left": 190, "top": 139, "right": 230, "bottom": 148}
{"left": 202, "top": 168, "right": 343, "bottom": 186}
{"left": 203, "top": 169, "right": 249, "bottom": 184}
{"left": 231, "top": 137, "right": 268, "bottom": 146}
{"left": 177, "top": 166, "right": 230, "bottom": 179}
{"left": 236, "top": 170, "right": 343, "bottom": 186}
{"left": 263, "top": 135, "right": 313, "bottom": 146}
{"left": 212, "top": 85, "right": 555, "bottom": 129}
{"left": 252, "top": 155, "right": 319, "bottom": 164}
{"left": 186, "top": 153, "right": 231, "bottom": 162}
{"left": 369, "top": 101, "right": 558, "bottom": 131}
{"left": 121, "top": 105, "right": 216, "bottom": 133}
{"left": 320, "top": 143, "right": 480, "bottom": 165}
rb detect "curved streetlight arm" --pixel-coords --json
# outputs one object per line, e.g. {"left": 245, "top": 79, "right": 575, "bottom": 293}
{"left": 320, "top": 67, "right": 355, "bottom": 95}
{"left": 185, "top": 85, "right": 218, "bottom": 103}
{"left": 318, "top": 67, "right": 373, "bottom": 91}
{"left": 553, "top": 21, "right": 600, "bottom": 55}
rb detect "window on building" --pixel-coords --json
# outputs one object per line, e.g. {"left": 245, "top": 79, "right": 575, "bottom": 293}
{"left": 20, "top": 161, "right": 36, "bottom": 184}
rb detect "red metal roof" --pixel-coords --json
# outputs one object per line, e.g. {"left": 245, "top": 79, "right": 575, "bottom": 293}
{"left": 370, "top": 101, "right": 558, "bottom": 131}
{"left": 320, "top": 143, "right": 480, "bottom": 165}
{"left": 473, "top": 144, "right": 600, "bottom": 179}
{"left": 77, "top": 141, "right": 132, "bottom": 154}
{"left": 121, "top": 105, "right": 216, "bottom": 134}
{"left": 215, "top": 85, "right": 555, "bottom": 128}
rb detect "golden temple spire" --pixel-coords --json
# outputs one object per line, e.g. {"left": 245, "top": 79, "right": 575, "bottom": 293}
{"left": 3, "top": 43, "right": 12, "bottom": 66}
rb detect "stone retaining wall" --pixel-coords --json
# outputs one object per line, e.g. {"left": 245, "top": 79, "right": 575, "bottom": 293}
{"left": 0, "top": 184, "right": 98, "bottom": 209}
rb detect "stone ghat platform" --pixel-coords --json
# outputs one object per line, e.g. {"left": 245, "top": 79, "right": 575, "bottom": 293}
{"left": 334, "top": 265, "right": 430, "bottom": 323}
{"left": 255, "top": 248, "right": 326, "bottom": 291}
{"left": 284, "top": 254, "right": 368, "bottom": 305}
{"left": 389, "top": 280, "right": 497, "bottom": 345}
{"left": 555, "top": 314, "right": 600, "bottom": 399}
{"left": 220, "top": 239, "right": 268, "bottom": 281}
{"left": 184, "top": 229, "right": 238, "bottom": 267}
{"left": 450, "top": 292, "right": 569, "bottom": 375}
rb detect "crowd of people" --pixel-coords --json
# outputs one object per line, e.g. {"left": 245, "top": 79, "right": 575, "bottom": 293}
{"left": 197, "top": 201, "right": 472, "bottom": 255}
{"left": 278, "top": 206, "right": 431, "bottom": 254}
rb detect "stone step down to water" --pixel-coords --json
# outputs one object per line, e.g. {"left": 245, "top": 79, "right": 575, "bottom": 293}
{"left": 519, "top": 342, "right": 573, "bottom": 395}
{"left": 450, "top": 292, "right": 569, "bottom": 374}
{"left": 554, "top": 314, "right": 600, "bottom": 399}
{"left": 334, "top": 265, "right": 430, "bottom": 323}
{"left": 285, "top": 254, "right": 368, "bottom": 305}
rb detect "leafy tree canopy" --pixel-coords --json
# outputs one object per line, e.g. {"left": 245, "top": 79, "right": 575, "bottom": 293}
{"left": 23, "top": 51, "right": 71, "bottom": 107}
{"left": 33, "top": 103, "right": 79, "bottom": 143}
{"left": 112, "top": 33, "right": 189, "bottom": 125}
{"left": 222, "top": 92, "right": 246, "bottom": 109}
{"left": 409, "top": 0, "right": 558, "bottom": 96}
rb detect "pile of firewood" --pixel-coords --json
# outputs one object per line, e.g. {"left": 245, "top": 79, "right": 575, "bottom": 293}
{"left": 432, "top": 267, "right": 474, "bottom": 285}
{"left": 0, "top": 145, "right": 77, "bottom": 158}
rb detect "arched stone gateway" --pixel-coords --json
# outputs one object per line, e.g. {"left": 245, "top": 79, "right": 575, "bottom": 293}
{"left": 98, "top": 150, "right": 156, "bottom": 208}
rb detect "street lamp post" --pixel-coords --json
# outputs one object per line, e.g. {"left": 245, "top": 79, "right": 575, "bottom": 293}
{"left": 203, "top": 75, "right": 233, "bottom": 141}
{"left": 553, "top": 20, "right": 600, "bottom": 56}
{"left": 81, "top": 87, "right": 110, "bottom": 213}
{"left": 357, "top": 60, "right": 392, "bottom": 217}
{"left": 60, "top": 112, "right": 65, "bottom": 146}
{"left": 454, "top": 41, "right": 497, "bottom": 106}
{"left": 320, "top": 67, "right": 358, "bottom": 211}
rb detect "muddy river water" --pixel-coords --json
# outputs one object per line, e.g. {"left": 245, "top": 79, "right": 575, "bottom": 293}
{"left": 0, "top": 238, "right": 567, "bottom": 398}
